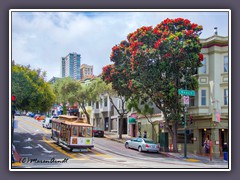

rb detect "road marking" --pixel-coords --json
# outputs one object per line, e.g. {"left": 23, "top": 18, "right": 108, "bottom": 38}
{"left": 42, "top": 137, "right": 80, "bottom": 160}
{"left": 24, "top": 138, "right": 33, "bottom": 142}
{"left": 37, "top": 144, "right": 53, "bottom": 153}
{"left": 12, "top": 162, "right": 22, "bottom": 167}
{"left": 185, "top": 158, "right": 200, "bottom": 162}
{"left": 94, "top": 154, "right": 113, "bottom": 158}
{"left": 23, "top": 146, "right": 33, "bottom": 149}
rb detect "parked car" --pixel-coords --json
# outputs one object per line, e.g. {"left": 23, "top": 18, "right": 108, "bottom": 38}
{"left": 28, "top": 112, "right": 35, "bottom": 117}
{"left": 34, "top": 114, "right": 41, "bottom": 119}
{"left": 36, "top": 115, "right": 45, "bottom": 121}
{"left": 125, "top": 138, "right": 160, "bottom": 152}
{"left": 15, "top": 111, "right": 21, "bottom": 116}
{"left": 93, "top": 127, "right": 104, "bottom": 137}
{"left": 42, "top": 118, "right": 52, "bottom": 129}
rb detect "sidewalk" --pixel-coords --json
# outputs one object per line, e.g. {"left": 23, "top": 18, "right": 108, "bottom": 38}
{"left": 104, "top": 131, "right": 228, "bottom": 165}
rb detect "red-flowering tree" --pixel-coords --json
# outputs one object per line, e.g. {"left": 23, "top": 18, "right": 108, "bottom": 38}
{"left": 103, "top": 18, "right": 203, "bottom": 151}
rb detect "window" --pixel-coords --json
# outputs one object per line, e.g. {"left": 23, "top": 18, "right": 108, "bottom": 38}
{"left": 200, "top": 58, "right": 207, "bottom": 74}
{"left": 224, "top": 89, "right": 228, "bottom": 105}
{"left": 100, "top": 99, "right": 103, "bottom": 108}
{"left": 201, "top": 89, "right": 207, "bottom": 106}
{"left": 104, "top": 97, "right": 108, "bottom": 107}
{"left": 72, "top": 126, "right": 78, "bottom": 136}
{"left": 177, "top": 130, "right": 193, "bottom": 144}
{"left": 118, "top": 100, "right": 122, "bottom": 109}
{"left": 189, "top": 96, "right": 195, "bottom": 107}
{"left": 224, "top": 56, "right": 228, "bottom": 72}
{"left": 96, "top": 101, "right": 99, "bottom": 109}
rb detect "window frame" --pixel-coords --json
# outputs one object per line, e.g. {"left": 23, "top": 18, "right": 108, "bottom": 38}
{"left": 224, "top": 89, "right": 228, "bottom": 105}
{"left": 224, "top": 56, "right": 228, "bottom": 73}
{"left": 200, "top": 57, "right": 207, "bottom": 74}
{"left": 201, "top": 89, "right": 207, "bottom": 106}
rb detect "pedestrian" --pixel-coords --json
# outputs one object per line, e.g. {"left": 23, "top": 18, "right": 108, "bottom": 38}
{"left": 204, "top": 137, "right": 210, "bottom": 154}
{"left": 143, "top": 130, "right": 147, "bottom": 138}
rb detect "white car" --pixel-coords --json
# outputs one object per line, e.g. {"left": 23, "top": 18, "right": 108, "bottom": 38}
{"left": 42, "top": 118, "right": 52, "bottom": 129}
{"left": 125, "top": 138, "right": 160, "bottom": 152}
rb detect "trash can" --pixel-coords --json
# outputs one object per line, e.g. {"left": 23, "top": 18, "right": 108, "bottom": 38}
{"left": 222, "top": 142, "right": 228, "bottom": 161}
{"left": 223, "top": 152, "right": 228, "bottom": 161}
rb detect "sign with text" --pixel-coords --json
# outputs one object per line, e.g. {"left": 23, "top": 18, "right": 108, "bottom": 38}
{"left": 183, "top": 96, "right": 190, "bottom": 105}
{"left": 178, "top": 89, "right": 195, "bottom": 96}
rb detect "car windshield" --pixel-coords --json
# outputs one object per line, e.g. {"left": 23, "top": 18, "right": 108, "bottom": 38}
{"left": 94, "top": 127, "right": 102, "bottom": 131}
{"left": 144, "top": 139, "right": 155, "bottom": 144}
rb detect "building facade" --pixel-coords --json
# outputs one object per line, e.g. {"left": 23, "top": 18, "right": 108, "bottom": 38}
{"left": 91, "top": 94, "right": 128, "bottom": 135}
{"left": 61, "top": 52, "right": 81, "bottom": 80}
{"left": 185, "top": 35, "right": 229, "bottom": 158}
{"left": 80, "top": 64, "right": 93, "bottom": 80}
{"left": 48, "top": 76, "right": 61, "bottom": 84}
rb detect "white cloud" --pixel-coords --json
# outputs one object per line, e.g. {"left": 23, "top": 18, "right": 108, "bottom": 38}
{"left": 11, "top": 10, "right": 229, "bottom": 81}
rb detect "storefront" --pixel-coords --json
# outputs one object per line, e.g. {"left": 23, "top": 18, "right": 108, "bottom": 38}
{"left": 128, "top": 117, "right": 136, "bottom": 137}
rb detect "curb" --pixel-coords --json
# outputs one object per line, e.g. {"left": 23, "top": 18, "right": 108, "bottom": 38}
{"left": 104, "top": 135, "right": 126, "bottom": 144}
{"left": 159, "top": 152, "right": 182, "bottom": 160}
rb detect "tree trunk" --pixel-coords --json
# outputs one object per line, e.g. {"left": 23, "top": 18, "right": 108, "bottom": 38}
{"left": 152, "top": 123, "right": 158, "bottom": 143}
{"left": 80, "top": 103, "right": 90, "bottom": 124}
{"left": 172, "top": 121, "right": 178, "bottom": 152}
{"left": 118, "top": 115, "right": 123, "bottom": 139}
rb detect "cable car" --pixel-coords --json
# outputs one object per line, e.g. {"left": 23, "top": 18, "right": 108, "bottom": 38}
{"left": 51, "top": 115, "right": 94, "bottom": 151}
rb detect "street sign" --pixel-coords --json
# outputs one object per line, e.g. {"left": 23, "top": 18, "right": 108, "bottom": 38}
{"left": 183, "top": 96, "right": 189, "bottom": 105}
{"left": 178, "top": 89, "right": 195, "bottom": 96}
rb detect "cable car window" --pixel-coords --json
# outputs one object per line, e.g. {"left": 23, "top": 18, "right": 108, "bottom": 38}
{"left": 72, "top": 126, "right": 78, "bottom": 136}
{"left": 79, "top": 127, "right": 83, "bottom": 137}
{"left": 87, "top": 127, "right": 92, "bottom": 137}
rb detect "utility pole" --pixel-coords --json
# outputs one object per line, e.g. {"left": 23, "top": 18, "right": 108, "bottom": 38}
{"left": 178, "top": 88, "right": 194, "bottom": 159}
{"left": 184, "top": 104, "right": 187, "bottom": 158}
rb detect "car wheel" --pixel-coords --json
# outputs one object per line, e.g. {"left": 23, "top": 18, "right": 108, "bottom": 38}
{"left": 138, "top": 146, "right": 142, "bottom": 152}
{"left": 125, "top": 143, "right": 129, "bottom": 149}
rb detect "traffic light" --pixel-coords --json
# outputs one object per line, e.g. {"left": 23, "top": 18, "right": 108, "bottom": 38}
{"left": 11, "top": 95, "right": 16, "bottom": 102}
{"left": 181, "top": 116, "right": 185, "bottom": 125}
{"left": 11, "top": 95, "right": 16, "bottom": 115}
{"left": 189, "top": 115, "right": 193, "bottom": 124}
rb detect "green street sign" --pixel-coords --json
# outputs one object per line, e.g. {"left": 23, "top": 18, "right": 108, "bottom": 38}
{"left": 178, "top": 89, "right": 195, "bottom": 96}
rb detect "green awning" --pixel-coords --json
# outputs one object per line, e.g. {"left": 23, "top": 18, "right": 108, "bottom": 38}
{"left": 128, "top": 117, "right": 136, "bottom": 124}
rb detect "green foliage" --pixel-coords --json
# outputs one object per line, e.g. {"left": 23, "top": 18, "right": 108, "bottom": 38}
{"left": 103, "top": 18, "right": 203, "bottom": 146}
{"left": 12, "top": 63, "right": 55, "bottom": 113}
{"left": 52, "top": 77, "right": 108, "bottom": 124}
{"left": 103, "top": 18, "right": 203, "bottom": 123}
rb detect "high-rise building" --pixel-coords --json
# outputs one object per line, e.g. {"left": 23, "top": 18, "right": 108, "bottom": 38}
{"left": 61, "top": 52, "right": 81, "bottom": 80}
{"left": 80, "top": 64, "right": 93, "bottom": 80}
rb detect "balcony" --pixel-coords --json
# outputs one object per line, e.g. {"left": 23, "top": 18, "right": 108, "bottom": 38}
{"left": 100, "top": 106, "right": 109, "bottom": 112}
{"left": 92, "top": 108, "right": 100, "bottom": 114}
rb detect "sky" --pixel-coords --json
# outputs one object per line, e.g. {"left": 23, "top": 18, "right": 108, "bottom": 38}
{"left": 11, "top": 10, "right": 229, "bottom": 81}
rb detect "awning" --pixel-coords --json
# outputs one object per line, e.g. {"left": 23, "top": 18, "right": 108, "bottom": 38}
{"left": 128, "top": 117, "right": 136, "bottom": 124}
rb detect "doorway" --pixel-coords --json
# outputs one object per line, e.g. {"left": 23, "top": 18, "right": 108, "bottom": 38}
{"left": 104, "top": 117, "right": 109, "bottom": 131}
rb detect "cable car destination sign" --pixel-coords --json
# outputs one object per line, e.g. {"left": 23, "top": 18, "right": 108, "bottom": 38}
{"left": 178, "top": 89, "right": 195, "bottom": 96}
